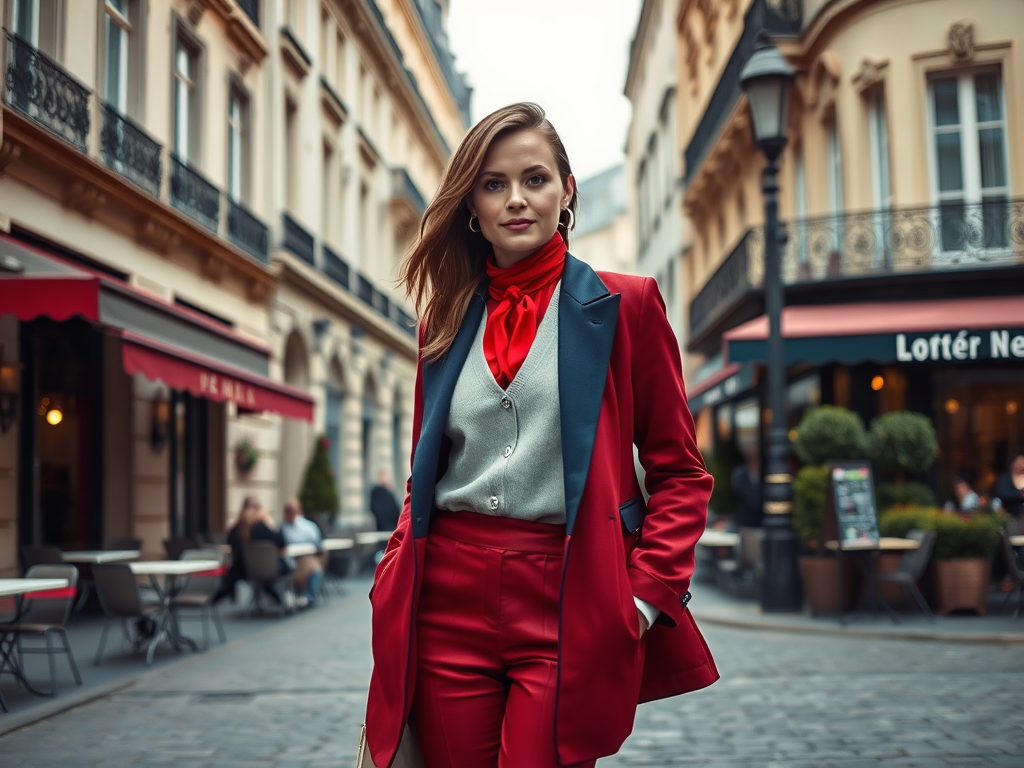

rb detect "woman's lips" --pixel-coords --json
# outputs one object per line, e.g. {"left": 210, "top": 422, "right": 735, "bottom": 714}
{"left": 501, "top": 219, "right": 534, "bottom": 231}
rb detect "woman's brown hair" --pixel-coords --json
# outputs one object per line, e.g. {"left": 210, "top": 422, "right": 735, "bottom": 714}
{"left": 401, "top": 102, "right": 577, "bottom": 361}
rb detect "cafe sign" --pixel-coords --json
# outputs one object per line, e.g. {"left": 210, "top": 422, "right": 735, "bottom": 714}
{"left": 896, "top": 329, "right": 1024, "bottom": 363}
{"left": 199, "top": 371, "right": 258, "bottom": 407}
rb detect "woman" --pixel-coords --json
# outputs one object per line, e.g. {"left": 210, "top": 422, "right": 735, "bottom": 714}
{"left": 992, "top": 452, "right": 1024, "bottom": 520}
{"left": 365, "top": 103, "right": 717, "bottom": 768}
{"left": 215, "top": 496, "right": 291, "bottom": 605}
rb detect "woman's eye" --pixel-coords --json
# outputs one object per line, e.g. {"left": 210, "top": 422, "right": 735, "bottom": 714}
{"left": 484, "top": 179, "right": 503, "bottom": 191}
{"left": 527, "top": 175, "right": 547, "bottom": 186}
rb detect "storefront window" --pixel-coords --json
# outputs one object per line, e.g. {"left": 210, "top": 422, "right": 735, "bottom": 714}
{"left": 934, "top": 369, "right": 1023, "bottom": 504}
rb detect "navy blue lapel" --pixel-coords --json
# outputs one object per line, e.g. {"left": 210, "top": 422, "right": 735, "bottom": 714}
{"left": 559, "top": 254, "right": 620, "bottom": 534}
{"left": 410, "top": 287, "right": 485, "bottom": 538}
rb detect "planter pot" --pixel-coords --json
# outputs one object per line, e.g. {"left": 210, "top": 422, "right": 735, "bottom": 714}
{"left": 800, "top": 555, "right": 858, "bottom": 616}
{"left": 932, "top": 558, "right": 991, "bottom": 615}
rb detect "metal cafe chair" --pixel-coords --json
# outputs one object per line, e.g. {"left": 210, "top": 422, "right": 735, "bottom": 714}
{"left": 170, "top": 549, "right": 228, "bottom": 650}
{"left": 240, "top": 540, "right": 294, "bottom": 617}
{"left": 0, "top": 564, "right": 83, "bottom": 697}
{"left": 92, "top": 564, "right": 169, "bottom": 666}
{"left": 998, "top": 528, "right": 1024, "bottom": 618}
{"left": 875, "top": 529, "right": 937, "bottom": 619}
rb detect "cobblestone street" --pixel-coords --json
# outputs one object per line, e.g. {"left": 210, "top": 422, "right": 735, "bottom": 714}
{"left": 2, "top": 579, "right": 1023, "bottom": 767}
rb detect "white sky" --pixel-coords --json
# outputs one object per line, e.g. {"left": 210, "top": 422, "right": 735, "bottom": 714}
{"left": 446, "top": 0, "right": 643, "bottom": 182}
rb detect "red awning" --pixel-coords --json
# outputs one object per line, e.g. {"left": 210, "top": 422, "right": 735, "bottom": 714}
{"left": 0, "top": 274, "right": 101, "bottom": 322}
{"left": 121, "top": 331, "right": 314, "bottom": 422}
{"left": 724, "top": 297, "right": 1024, "bottom": 343}
{"left": 686, "top": 363, "right": 744, "bottom": 400}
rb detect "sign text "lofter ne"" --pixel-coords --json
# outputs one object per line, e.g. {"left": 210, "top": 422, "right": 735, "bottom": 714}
{"left": 896, "top": 329, "right": 1024, "bottom": 362}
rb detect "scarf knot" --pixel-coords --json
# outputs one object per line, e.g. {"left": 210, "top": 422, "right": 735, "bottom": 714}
{"left": 483, "top": 233, "right": 566, "bottom": 388}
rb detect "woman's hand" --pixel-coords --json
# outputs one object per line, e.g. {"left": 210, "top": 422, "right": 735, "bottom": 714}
{"left": 637, "top": 608, "right": 650, "bottom": 638}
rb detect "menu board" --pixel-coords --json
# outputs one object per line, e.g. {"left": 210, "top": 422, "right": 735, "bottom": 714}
{"left": 827, "top": 462, "right": 879, "bottom": 548}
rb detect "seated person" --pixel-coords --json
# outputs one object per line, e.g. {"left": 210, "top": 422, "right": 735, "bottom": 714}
{"left": 281, "top": 499, "right": 324, "bottom": 608}
{"left": 945, "top": 475, "right": 982, "bottom": 513}
{"left": 216, "top": 496, "right": 292, "bottom": 606}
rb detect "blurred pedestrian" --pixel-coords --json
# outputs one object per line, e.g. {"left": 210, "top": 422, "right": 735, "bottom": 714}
{"left": 992, "top": 452, "right": 1024, "bottom": 521}
{"left": 729, "top": 445, "right": 763, "bottom": 529}
{"left": 282, "top": 499, "right": 323, "bottom": 608}
{"left": 214, "top": 496, "right": 291, "bottom": 606}
{"left": 363, "top": 103, "right": 717, "bottom": 768}
{"left": 945, "top": 474, "right": 982, "bottom": 513}
{"left": 369, "top": 470, "right": 401, "bottom": 532}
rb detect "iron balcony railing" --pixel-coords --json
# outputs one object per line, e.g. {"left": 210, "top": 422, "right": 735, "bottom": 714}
{"left": 170, "top": 156, "right": 220, "bottom": 232}
{"left": 237, "top": 0, "right": 259, "bottom": 27}
{"left": 391, "top": 167, "right": 427, "bottom": 218}
{"left": 690, "top": 198, "right": 1024, "bottom": 339}
{"left": 323, "top": 244, "right": 350, "bottom": 289}
{"left": 227, "top": 198, "right": 268, "bottom": 263}
{"left": 282, "top": 212, "right": 315, "bottom": 265}
{"left": 100, "top": 103, "right": 162, "bottom": 197}
{"left": 4, "top": 31, "right": 90, "bottom": 151}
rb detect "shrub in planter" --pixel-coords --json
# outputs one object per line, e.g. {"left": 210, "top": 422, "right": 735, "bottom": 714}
{"left": 869, "top": 412, "right": 939, "bottom": 482}
{"left": 702, "top": 437, "right": 744, "bottom": 519}
{"left": 792, "top": 465, "right": 831, "bottom": 551}
{"left": 794, "top": 406, "right": 870, "bottom": 466}
{"left": 876, "top": 481, "right": 936, "bottom": 513}
{"left": 299, "top": 435, "right": 341, "bottom": 520}
{"left": 877, "top": 505, "right": 937, "bottom": 538}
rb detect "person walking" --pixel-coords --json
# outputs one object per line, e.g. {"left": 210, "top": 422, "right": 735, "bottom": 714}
{"left": 369, "top": 470, "right": 401, "bottom": 532}
{"left": 364, "top": 103, "right": 718, "bottom": 768}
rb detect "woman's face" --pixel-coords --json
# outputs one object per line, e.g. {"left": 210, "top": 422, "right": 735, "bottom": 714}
{"left": 1012, "top": 455, "right": 1024, "bottom": 475}
{"left": 469, "top": 129, "right": 574, "bottom": 268}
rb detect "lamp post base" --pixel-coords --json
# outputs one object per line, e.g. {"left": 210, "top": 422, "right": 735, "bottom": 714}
{"left": 760, "top": 519, "right": 803, "bottom": 612}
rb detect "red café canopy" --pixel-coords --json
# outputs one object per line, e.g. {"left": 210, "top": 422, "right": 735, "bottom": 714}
{"left": 121, "top": 332, "right": 314, "bottom": 422}
{"left": 0, "top": 264, "right": 313, "bottom": 422}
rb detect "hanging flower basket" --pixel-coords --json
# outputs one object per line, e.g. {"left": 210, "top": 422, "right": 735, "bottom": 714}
{"left": 234, "top": 436, "right": 259, "bottom": 476}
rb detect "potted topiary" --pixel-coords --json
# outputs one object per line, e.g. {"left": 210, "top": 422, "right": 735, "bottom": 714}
{"left": 792, "top": 406, "right": 869, "bottom": 614}
{"left": 870, "top": 411, "right": 939, "bottom": 511}
{"left": 928, "top": 511, "right": 1002, "bottom": 615}
{"left": 299, "top": 435, "right": 341, "bottom": 524}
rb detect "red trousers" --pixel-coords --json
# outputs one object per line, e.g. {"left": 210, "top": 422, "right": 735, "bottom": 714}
{"left": 412, "top": 512, "right": 596, "bottom": 768}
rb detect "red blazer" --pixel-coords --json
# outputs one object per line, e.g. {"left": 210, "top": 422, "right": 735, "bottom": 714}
{"left": 366, "top": 255, "right": 718, "bottom": 767}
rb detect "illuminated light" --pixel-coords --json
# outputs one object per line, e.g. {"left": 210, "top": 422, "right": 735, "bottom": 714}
{"left": 45, "top": 407, "right": 63, "bottom": 426}
{"left": 40, "top": 397, "right": 49, "bottom": 407}
{"left": 871, "top": 376, "right": 884, "bottom": 391}
{"left": 788, "top": 429, "right": 798, "bottom": 442}
{"left": 1008, "top": 401, "right": 1019, "bottom": 415}
{"left": 944, "top": 398, "right": 960, "bottom": 414}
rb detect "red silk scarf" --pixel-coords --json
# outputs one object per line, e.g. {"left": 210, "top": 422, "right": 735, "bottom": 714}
{"left": 483, "top": 233, "right": 566, "bottom": 389}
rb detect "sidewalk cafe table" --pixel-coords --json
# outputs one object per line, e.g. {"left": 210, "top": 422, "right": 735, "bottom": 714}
{"left": 62, "top": 550, "right": 140, "bottom": 564}
{"left": 0, "top": 578, "right": 69, "bottom": 712}
{"left": 697, "top": 530, "right": 740, "bottom": 548}
{"left": 355, "top": 531, "right": 394, "bottom": 547}
{"left": 323, "top": 538, "right": 355, "bottom": 552}
{"left": 1011, "top": 535, "right": 1024, "bottom": 547}
{"left": 826, "top": 538, "right": 919, "bottom": 623}
{"left": 128, "top": 560, "right": 221, "bottom": 652}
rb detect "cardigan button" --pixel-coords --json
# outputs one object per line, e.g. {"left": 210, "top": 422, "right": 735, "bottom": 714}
{"left": 504, "top": 445, "right": 512, "bottom": 458}
{"left": 489, "top": 496, "right": 500, "bottom": 510}
{"left": 500, "top": 396, "right": 511, "bottom": 409}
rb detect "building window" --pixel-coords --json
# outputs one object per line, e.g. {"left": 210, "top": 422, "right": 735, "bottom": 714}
{"left": 929, "top": 70, "right": 1009, "bottom": 252}
{"left": 14, "top": 0, "right": 61, "bottom": 56}
{"left": 173, "top": 31, "right": 201, "bottom": 162}
{"left": 826, "top": 121, "right": 843, "bottom": 216}
{"left": 285, "top": 97, "right": 298, "bottom": 212}
{"left": 227, "top": 84, "right": 250, "bottom": 202}
{"left": 103, "top": 0, "right": 131, "bottom": 111}
{"left": 868, "top": 90, "right": 892, "bottom": 210}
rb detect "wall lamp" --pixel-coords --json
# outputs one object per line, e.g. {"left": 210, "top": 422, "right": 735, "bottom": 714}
{"left": 151, "top": 391, "right": 171, "bottom": 453}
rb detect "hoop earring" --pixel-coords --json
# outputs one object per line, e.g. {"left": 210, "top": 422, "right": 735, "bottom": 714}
{"left": 468, "top": 215, "right": 480, "bottom": 233}
{"left": 561, "top": 208, "right": 575, "bottom": 231}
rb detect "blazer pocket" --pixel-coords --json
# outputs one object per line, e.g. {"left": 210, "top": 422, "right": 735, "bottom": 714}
{"left": 618, "top": 496, "right": 647, "bottom": 534}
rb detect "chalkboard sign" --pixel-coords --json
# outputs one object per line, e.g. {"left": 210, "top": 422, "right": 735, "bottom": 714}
{"left": 822, "top": 462, "right": 879, "bottom": 549}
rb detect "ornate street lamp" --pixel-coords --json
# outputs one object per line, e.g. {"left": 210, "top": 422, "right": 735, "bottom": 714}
{"left": 740, "top": 34, "right": 801, "bottom": 612}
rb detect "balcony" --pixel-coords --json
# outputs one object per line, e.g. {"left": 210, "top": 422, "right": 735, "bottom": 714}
{"left": 237, "top": 0, "right": 259, "bottom": 27}
{"left": 323, "top": 244, "right": 350, "bottom": 289}
{"left": 170, "top": 156, "right": 220, "bottom": 232}
{"left": 689, "top": 199, "right": 1024, "bottom": 341}
{"left": 100, "top": 104, "right": 162, "bottom": 197}
{"left": 683, "top": 0, "right": 802, "bottom": 185}
{"left": 390, "top": 167, "right": 427, "bottom": 228}
{"left": 4, "top": 31, "right": 90, "bottom": 151}
{"left": 282, "top": 213, "right": 315, "bottom": 265}
{"left": 228, "top": 198, "right": 269, "bottom": 263}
